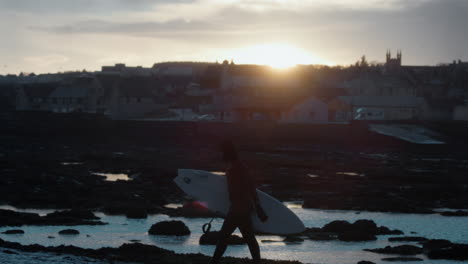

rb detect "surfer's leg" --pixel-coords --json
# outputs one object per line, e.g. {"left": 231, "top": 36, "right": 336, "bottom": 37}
{"left": 239, "top": 220, "right": 260, "bottom": 263}
{"left": 210, "top": 218, "right": 237, "bottom": 264}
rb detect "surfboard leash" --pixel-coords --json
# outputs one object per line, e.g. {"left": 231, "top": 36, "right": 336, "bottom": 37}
{"left": 202, "top": 217, "right": 215, "bottom": 234}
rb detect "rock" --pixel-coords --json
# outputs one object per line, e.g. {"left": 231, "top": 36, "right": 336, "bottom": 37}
{"left": 364, "top": 245, "right": 423, "bottom": 255}
{"left": 377, "top": 226, "right": 404, "bottom": 235}
{"left": 1, "top": 229, "right": 24, "bottom": 234}
{"left": 439, "top": 210, "right": 468, "bottom": 217}
{"left": 45, "top": 209, "right": 99, "bottom": 220}
{"left": 421, "top": 239, "right": 453, "bottom": 250}
{"left": 353, "top": 219, "right": 378, "bottom": 233}
{"left": 0, "top": 209, "right": 41, "bottom": 227}
{"left": 2, "top": 250, "right": 17, "bottom": 254}
{"left": 338, "top": 230, "right": 377, "bottom": 242}
{"left": 316, "top": 219, "right": 401, "bottom": 242}
{"left": 0, "top": 209, "right": 105, "bottom": 227}
{"left": 357, "top": 261, "right": 376, "bottom": 264}
{"left": 48, "top": 236, "right": 55, "bottom": 239}
{"left": 388, "top": 236, "right": 428, "bottom": 242}
{"left": 381, "top": 257, "right": 423, "bottom": 262}
{"left": 322, "top": 220, "right": 352, "bottom": 233}
{"left": 427, "top": 243, "right": 468, "bottom": 260}
{"left": 58, "top": 229, "right": 80, "bottom": 235}
{"left": 199, "top": 231, "right": 245, "bottom": 245}
{"left": 125, "top": 208, "right": 148, "bottom": 219}
{"left": 148, "top": 221, "right": 190, "bottom": 236}
{"left": 261, "top": 240, "right": 282, "bottom": 243}
{"left": 283, "top": 236, "right": 304, "bottom": 243}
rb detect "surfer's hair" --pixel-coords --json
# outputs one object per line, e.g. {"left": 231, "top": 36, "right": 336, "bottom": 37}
{"left": 219, "top": 140, "right": 238, "bottom": 161}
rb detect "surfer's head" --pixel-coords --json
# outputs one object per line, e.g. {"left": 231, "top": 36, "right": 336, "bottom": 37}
{"left": 219, "top": 140, "right": 238, "bottom": 162}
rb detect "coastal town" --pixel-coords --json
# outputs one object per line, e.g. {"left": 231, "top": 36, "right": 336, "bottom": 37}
{"left": 1, "top": 51, "right": 467, "bottom": 122}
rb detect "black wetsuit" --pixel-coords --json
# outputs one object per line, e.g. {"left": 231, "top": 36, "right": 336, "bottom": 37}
{"left": 210, "top": 160, "right": 260, "bottom": 264}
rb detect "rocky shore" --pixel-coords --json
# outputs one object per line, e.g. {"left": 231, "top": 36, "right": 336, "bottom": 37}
{"left": 1, "top": 115, "right": 468, "bottom": 215}
{"left": 1, "top": 114, "right": 468, "bottom": 263}
{"left": 0, "top": 238, "right": 302, "bottom": 264}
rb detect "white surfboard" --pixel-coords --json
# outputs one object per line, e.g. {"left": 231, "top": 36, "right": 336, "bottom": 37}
{"left": 175, "top": 169, "right": 305, "bottom": 235}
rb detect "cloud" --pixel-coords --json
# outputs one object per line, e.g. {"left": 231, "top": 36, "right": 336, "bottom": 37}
{"left": 30, "top": 19, "right": 231, "bottom": 38}
{"left": 0, "top": 0, "right": 193, "bottom": 14}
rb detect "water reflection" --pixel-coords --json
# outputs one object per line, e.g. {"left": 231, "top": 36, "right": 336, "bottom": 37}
{"left": 91, "top": 172, "right": 131, "bottom": 181}
{"left": 1, "top": 206, "right": 468, "bottom": 264}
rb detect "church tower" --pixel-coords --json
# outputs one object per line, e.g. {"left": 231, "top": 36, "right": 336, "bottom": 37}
{"left": 385, "top": 49, "right": 402, "bottom": 71}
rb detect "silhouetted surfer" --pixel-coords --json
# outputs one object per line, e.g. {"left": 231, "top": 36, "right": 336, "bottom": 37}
{"left": 209, "top": 140, "right": 268, "bottom": 264}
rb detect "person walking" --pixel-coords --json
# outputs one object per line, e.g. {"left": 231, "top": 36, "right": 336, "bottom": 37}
{"left": 209, "top": 140, "right": 268, "bottom": 264}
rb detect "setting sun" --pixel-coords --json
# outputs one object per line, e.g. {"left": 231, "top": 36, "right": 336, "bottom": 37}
{"left": 225, "top": 43, "right": 330, "bottom": 69}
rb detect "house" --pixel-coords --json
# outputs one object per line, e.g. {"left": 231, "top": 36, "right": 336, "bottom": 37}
{"left": 16, "top": 82, "right": 60, "bottom": 111}
{"left": 111, "top": 76, "right": 167, "bottom": 119}
{"left": 102, "top": 63, "right": 153, "bottom": 76}
{"left": 280, "top": 97, "right": 328, "bottom": 123}
{"left": 49, "top": 77, "right": 101, "bottom": 113}
{"left": 329, "top": 96, "right": 426, "bottom": 120}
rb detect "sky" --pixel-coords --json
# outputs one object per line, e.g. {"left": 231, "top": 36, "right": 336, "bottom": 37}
{"left": 0, "top": 0, "right": 467, "bottom": 74}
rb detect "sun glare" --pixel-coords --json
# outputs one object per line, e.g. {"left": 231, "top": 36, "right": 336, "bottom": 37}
{"left": 226, "top": 43, "right": 329, "bottom": 69}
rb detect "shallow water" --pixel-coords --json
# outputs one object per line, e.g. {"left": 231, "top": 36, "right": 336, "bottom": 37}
{"left": 1, "top": 204, "right": 468, "bottom": 264}
{"left": 0, "top": 248, "right": 120, "bottom": 264}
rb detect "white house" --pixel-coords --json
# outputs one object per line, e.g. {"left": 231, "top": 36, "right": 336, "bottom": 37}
{"left": 332, "top": 96, "right": 426, "bottom": 120}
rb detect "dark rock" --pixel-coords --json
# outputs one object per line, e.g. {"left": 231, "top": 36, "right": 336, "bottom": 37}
{"left": 365, "top": 245, "right": 423, "bottom": 255}
{"left": 322, "top": 220, "right": 352, "bottom": 233}
{"left": 261, "top": 240, "right": 282, "bottom": 243}
{"left": 388, "top": 236, "right": 428, "bottom": 242}
{"left": 421, "top": 239, "right": 453, "bottom": 250}
{"left": 125, "top": 208, "right": 148, "bottom": 219}
{"left": 427, "top": 243, "right": 468, "bottom": 260}
{"left": 353, "top": 219, "right": 378, "bottom": 233}
{"left": 439, "top": 210, "right": 468, "bottom": 217}
{"left": 199, "top": 231, "right": 245, "bottom": 245}
{"left": 377, "top": 226, "right": 404, "bottom": 235}
{"left": 1, "top": 229, "right": 24, "bottom": 234}
{"left": 357, "top": 261, "right": 376, "bottom": 264}
{"left": 2, "top": 250, "right": 17, "bottom": 254}
{"left": 58, "top": 229, "right": 80, "bottom": 235}
{"left": 283, "top": 236, "right": 304, "bottom": 243}
{"left": 48, "top": 236, "right": 55, "bottom": 239}
{"left": 45, "top": 209, "right": 99, "bottom": 220}
{"left": 148, "top": 221, "right": 190, "bottom": 236}
{"left": 0, "top": 209, "right": 42, "bottom": 227}
{"left": 381, "top": 257, "right": 423, "bottom": 262}
{"left": 338, "top": 230, "right": 377, "bottom": 242}
{"left": 0, "top": 209, "right": 105, "bottom": 227}
{"left": 311, "top": 219, "right": 401, "bottom": 242}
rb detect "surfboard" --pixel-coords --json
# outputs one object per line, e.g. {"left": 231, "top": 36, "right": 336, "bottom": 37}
{"left": 175, "top": 169, "right": 306, "bottom": 235}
